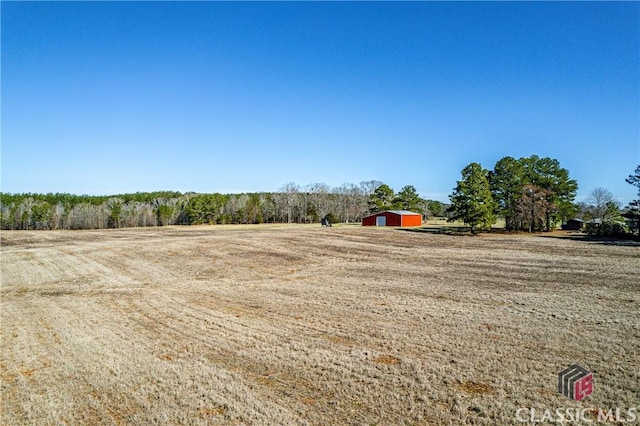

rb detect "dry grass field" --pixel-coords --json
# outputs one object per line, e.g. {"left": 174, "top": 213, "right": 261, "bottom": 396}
{"left": 1, "top": 224, "right": 639, "bottom": 425}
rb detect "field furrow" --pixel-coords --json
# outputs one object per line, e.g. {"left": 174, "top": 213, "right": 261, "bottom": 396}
{"left": 1, "top": 225, "right": 638, "bottom": 425}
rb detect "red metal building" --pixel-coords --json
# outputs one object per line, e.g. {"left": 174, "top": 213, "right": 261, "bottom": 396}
{"left": 362, "top": 210, "right": 422, "bottom": 227}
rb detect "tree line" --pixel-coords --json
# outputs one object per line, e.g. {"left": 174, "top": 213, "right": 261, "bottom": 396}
{"left": 4, "top": 159, "right": 637, "bottom": 235}
{"left": 448, "top": 156, "right": 639, "bottom": 236}
{"left": 0, "top": 182, "right": 447, "bottom": 230}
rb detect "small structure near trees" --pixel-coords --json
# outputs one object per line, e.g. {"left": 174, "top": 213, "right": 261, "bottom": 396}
{"left": 561, "top": 218, "right": 584, "bottom": 231}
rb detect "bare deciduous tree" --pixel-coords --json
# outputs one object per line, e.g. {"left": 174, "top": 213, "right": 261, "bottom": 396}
{"left": 586, "top": 187, "right": 618, "bottom": 220}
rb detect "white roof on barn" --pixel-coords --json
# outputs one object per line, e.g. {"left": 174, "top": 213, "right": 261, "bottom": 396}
{"left": 366, "top": 210, "right": 421, "bottom": 216}
{"left": 388, "top": 210, "right": 421, "bottom": 215}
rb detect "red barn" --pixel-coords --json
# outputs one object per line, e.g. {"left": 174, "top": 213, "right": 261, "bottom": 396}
{"left": 362, "top": 210, "right": 422, "bottom": 227}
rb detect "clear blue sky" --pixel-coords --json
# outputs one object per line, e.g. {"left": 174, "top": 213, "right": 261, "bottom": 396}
{"left": 2, "top": 2, "right": 639, "bottom": 204}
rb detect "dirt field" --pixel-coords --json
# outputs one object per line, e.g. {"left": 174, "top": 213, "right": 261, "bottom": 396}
{"left": 1, "top": 225, "right": 638, "bottom": 425}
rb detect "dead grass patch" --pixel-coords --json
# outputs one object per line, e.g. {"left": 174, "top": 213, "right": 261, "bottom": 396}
{"left": 372, "top": 355, "right": 401, "bottom": 365}
{"left": 535, "top": 387, "right": 554, "bottom": 397}
{"left": 479, "top": 323, "right": 495, "bottom": 331}
{"left": 199, "top": 406, "right": 228, "bottom": 417}
{"left": 455, "top": 381, "right": 496, "bottom": 395}
{"left": 323, "top": 334, "right": 356, "bottom": 346}
{"left": 19, "top": 369, "right": 36, "bottom": 377}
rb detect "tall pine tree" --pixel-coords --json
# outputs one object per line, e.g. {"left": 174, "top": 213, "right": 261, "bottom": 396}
{"left": 489, "top": 156, "right": 525, "bottom": 231}
{"left": 393, "top": 185, "right": 423, "bottom": 212}
{"left": 367, "top": 184, "right": 395, "bottom": 213}
{"left": 448, "top": 163, "right": 496, "bottom": 233}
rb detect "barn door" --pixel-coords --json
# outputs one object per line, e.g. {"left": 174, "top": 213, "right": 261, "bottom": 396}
{"left": 376, "top": 216, "right": 386, "bottom": 226}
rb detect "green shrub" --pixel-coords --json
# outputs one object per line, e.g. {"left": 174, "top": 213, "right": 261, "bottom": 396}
{"left": 585, "top": 221, "right": 629, "bottom": 237}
